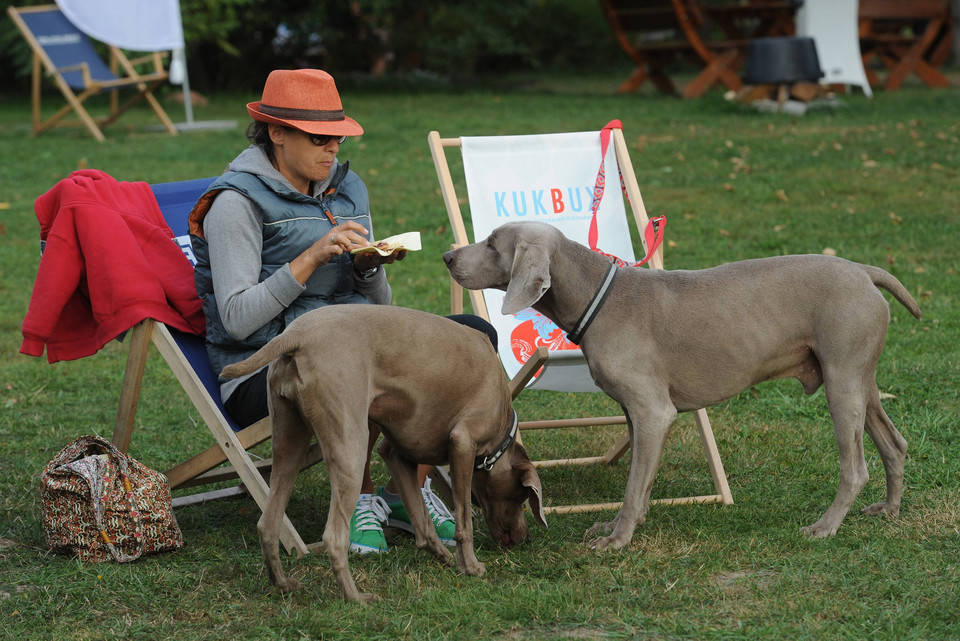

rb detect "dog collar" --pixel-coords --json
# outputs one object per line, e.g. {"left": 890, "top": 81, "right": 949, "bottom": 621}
{"left": 475, "top": 410, "right": 519, "bottom": 471}
{"left": 566, "top": 262, "right": 619, "bottom": 345}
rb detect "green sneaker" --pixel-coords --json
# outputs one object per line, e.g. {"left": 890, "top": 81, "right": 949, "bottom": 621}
{"left": 349, "top": 494, "right": 390, "bottom": 554}
{"left": 380, "top": 478, "right": 457, "bottom": 547}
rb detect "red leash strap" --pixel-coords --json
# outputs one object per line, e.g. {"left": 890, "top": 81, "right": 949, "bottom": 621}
{"left": 594, "top": 216, "right": 666, "bottom": 268}
{"left": 636, "top": 215, "right": 666, "bottom": 267}
{"left": 587, "top": 120, "right": 621, "bottom": 251}
{"left": 588, "top": 120, "right": 666, "bottom": 268}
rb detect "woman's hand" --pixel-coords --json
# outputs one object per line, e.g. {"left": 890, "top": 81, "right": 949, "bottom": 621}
{"left": 289, "top": 221, "right": 371, "bottom": 285}
{"left": 352, "top": 247, "right": 407, "bottom": 273}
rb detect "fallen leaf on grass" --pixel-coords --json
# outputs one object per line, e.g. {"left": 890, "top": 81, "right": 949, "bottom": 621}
{"left": 822, "top": 247, "right": 837, "bottom": 256}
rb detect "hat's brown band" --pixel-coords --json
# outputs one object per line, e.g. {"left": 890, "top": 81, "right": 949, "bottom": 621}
{"left": 258, "top": 104, "right": 345, "bottom": 122}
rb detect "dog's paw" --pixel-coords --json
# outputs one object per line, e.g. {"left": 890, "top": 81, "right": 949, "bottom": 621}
{"left": 339, "top": 587, "right": 381, "bottom": 604}
{"left": 587, "top": 534, "right": 631, "bottom": 551}
{"left": 861, "top": 501, "right": 899, "bottom": 518}
{"left": 274, "top": 576, "right": 303, "bottom": 593}
{"left": 799, "top": 522, "right": 839, "bottom": 538}
{"left": 432, "top": 546, "right": 455, "bottom": 566}
{"left": 419, "top": 539, "right": 455, "bottom": 563}
{"left": 585, "top": 519, "right": 616, "bottom": 539}
{"left": 455, "top": 553, "right": 486, "bottom": 576}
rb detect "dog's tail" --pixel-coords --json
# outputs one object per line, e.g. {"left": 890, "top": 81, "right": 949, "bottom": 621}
{"left": 864, "top": 265, "right": 922, "bottom": 320}
{"left": 220, "top": 333, "right": 300, "bottom": 379}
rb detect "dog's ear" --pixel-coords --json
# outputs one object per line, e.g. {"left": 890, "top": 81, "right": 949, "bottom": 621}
{"left": 520, "top": 464, "right": 548, "bottom": 529}
{"left": 502, "top": 240, "right": 550, "bottom": 314}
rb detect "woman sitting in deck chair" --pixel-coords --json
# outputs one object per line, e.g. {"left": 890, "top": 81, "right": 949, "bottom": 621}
{"left": 188, "top": 69, "right": 496, "bottom": 555}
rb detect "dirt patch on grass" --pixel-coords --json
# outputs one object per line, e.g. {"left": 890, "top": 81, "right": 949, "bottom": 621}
{"left": 884, "top": 488, "right": 960, "bottom": 540}
{"left": 0, "top": 539, "right": 19, "bottom": 550}
{"left": 712, "top": 569, "right": 777, "bottom": 596}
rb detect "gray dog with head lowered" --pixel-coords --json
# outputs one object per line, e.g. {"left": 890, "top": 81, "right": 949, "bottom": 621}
{"left": 221, "top": 304, "right": 546, "bottom": 603}
{"left": 443, "top": 221, "right": 920, "bottom": 550}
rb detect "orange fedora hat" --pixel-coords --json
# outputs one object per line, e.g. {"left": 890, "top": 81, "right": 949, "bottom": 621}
{"left": 247, "top": 69, "right": 363, "bottom": 136}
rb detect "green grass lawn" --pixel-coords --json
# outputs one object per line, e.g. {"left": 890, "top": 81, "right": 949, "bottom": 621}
{"left": 1, "top": 69, "right": 958, "bottom": 640}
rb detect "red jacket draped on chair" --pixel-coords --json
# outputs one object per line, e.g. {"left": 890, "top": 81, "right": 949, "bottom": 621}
{"left": 21, "top": 169, "right": 205, "bottom": 363}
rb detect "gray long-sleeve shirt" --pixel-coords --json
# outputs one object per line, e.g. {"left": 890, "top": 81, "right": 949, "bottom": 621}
{"left": 203, "top": 147, "right": 392, "bottom": 401}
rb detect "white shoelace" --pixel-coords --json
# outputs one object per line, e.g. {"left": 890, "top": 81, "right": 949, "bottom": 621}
{"left": 354, "top": 494, "right": 391, "bottom": 531}
{"left": 420, "top": 478, "right": 455, "bottom": 525}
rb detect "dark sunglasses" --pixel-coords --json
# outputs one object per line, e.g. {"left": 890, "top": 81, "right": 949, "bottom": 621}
{"left": 308, "top": 133, "right": 347, "bottom": 146}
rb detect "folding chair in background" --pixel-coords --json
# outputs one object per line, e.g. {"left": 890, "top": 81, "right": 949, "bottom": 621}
{"left": 599, "top": 0, "right": 749, "bottom": 99}
{"left": 858, "top": 0, "right": 952, "bottom": 91}
{"left": 428, "top": 123, "right": 734, "bottom": 514}
{"left": 796, "top": 0, "right": 873, "bottom": 97}
{"left": 6, "top": 4, "right": 178, "bottom": 142}
{"left": 110, "top": 177, "right": 322, "bottom": 556}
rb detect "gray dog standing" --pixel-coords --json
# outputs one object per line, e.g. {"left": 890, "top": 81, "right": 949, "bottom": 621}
{"left": 221, "top": 304, "right": 546, "bottom": 602}
{"left": 443, "top": 221, "right": 920, "bottom": 550}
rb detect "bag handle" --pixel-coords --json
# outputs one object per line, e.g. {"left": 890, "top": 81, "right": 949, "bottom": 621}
{"left": 53, "top": 436, "right": 146, "bottom": 563}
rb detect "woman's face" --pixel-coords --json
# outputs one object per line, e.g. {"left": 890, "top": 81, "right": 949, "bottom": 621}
{"left": 270, "top": 125, "right": 342, "bottom": 194}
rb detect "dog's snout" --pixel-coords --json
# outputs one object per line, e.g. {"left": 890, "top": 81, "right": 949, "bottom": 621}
{"left": 497, "top": 529, "right": 529, "bottom": 548}
{"left": 442, "top": 250, "right": 455, "bottom": 266}
{"left": 492, "top": 517, "right": 531, "bottom": 548}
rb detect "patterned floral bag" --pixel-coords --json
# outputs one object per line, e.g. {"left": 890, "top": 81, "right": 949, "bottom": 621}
{"left": 41, "top": 435, "right": 184, "bottom": 563}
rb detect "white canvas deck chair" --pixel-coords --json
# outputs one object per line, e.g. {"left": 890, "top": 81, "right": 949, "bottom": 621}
{"left": 6, "top": 4, "right": 178, "bottom": 142}
{"left": 797, "top": 0, "right": 873, "bottom": 97}
{"left": 428, "top": 122, "right": 733, "bottom": 514}
{"left": 110, "top": 177, "right": 321, "bottom": 556}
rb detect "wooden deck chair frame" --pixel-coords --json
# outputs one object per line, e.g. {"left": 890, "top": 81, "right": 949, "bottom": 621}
{"left": 109, "top": 178, "right": 322, "bottom": 557}
{"left": 7, "top": 4, "right": 178, "bottom": 142}
{"left": 428, "top": 128, "right": 733, "bottom": 514}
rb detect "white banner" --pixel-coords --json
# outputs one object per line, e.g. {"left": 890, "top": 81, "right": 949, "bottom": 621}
{"left": 461, "top": 131, "right": 635, "bottom": 389}
{"left": 56, "top": 0, "right": 184, "bottom": 51}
